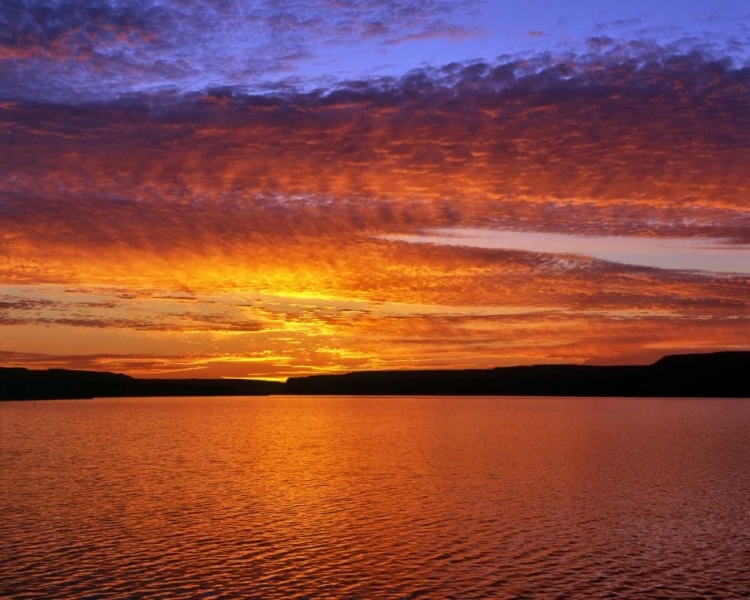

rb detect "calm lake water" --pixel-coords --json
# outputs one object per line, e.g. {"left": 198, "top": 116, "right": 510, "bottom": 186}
{"left": 1, "top": 396, "right": 749, "bottom": 599}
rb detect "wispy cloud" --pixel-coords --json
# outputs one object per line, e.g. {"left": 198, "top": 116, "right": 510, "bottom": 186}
{"left": 384, "top": 229, "right": 750, "bottom": 275}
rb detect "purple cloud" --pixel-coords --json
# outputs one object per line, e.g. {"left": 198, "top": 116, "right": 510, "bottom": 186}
{"left": 0, "top": 0, "right": 482, "bottom": 102}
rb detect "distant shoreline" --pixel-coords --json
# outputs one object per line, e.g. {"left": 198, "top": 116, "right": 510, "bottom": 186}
{"left": 2, "top": 351, "right": 748, "bottom": 401}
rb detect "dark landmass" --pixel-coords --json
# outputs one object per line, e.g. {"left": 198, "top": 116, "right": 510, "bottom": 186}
{"left": 285, "top": 351, "right": 750, "bottom": 398}
{"left": 1, "top": 351, "right": 748, "bottom": 400}
{"left": 0, "top": 368, "right": 284, "bottom": 400}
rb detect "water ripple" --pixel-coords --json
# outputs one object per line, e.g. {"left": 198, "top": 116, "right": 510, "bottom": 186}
{"left": 2, "top": 396, "right": 749, "bottom": 599}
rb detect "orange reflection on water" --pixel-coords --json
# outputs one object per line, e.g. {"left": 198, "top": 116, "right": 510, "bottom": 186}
{"left": 2, "top": 396, "right": 750, "bottom": 597}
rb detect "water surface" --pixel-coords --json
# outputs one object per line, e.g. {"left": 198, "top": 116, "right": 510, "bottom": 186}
{"left": 1, "top": 396, "right": 749, "bottom": 598}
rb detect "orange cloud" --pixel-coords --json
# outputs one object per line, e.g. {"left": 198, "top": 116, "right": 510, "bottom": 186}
{"left": 1, "top": 45, "right": 748, "bottom": 376}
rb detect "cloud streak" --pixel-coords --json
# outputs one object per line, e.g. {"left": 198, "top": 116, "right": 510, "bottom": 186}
{"left": 385, "top": 229, "right": 750, "bottom": 274}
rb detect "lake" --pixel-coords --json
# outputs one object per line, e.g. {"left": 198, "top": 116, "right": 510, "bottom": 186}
{"left": 1, "top": 396, "right": 749, "bottom": 599}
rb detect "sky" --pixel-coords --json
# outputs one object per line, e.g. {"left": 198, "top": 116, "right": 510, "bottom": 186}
{"left": 1, "top": 0, "right": 749, "bottom": 379}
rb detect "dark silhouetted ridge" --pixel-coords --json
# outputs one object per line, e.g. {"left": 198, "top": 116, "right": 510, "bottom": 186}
{"left": 0, "top": 368, "right": 284, "bottom": 400}
{"left": 285, "top": 351, "right": 750, "bottom": 398}
{"left": 1, "top": 351, "right": 748, "bottom": 400}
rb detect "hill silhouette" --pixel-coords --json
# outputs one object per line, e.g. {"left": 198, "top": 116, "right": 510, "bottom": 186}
{"left": 1, "top": 352, "right": 748, "bottom": 400}
{"left": 0, "top": 368, "right": 283, "bottom": 400}
{"left": 285, "top": 351, "right": 749, "bottom": 398}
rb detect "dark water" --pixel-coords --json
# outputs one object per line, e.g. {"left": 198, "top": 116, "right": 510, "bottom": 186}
{"left": 1, "top": 396, "right": 749, "bottom": 599}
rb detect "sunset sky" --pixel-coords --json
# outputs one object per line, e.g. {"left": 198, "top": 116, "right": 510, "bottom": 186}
{"left": 1, "top": 0, "right": 749, "bottom": 379}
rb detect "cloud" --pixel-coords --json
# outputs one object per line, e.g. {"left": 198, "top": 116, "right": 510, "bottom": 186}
{"left": 383, "top": 21, "right": 481, "bottom": 45}
{"left": 0, "top": 0, "right": 482, "bottom": 102}
{"left": 385, "top": 229, "right": 750, "bottom": 274}
{"left": 0, "top": 0, "right": 167, "bottom": 52}
{"left": 1, "top": 41, "right": 749, "bottom": 373}
{"left": 2, "top": 43, "right": 748, "bottom": 242}
{"left": 2, "top": 304, "right": 749, "bottom": 376}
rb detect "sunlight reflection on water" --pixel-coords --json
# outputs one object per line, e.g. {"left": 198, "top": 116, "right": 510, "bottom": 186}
{"left": 1, "top": 396, "right": 749, "bottom": 599}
